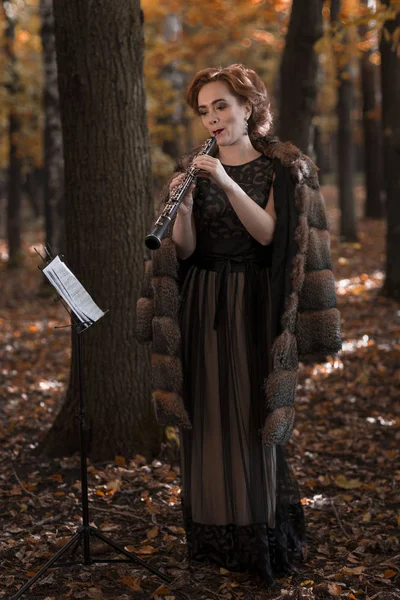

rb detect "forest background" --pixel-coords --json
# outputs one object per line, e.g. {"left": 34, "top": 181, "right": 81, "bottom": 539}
{"left": 0, "top": 0, "right": 399, "bottom": 599}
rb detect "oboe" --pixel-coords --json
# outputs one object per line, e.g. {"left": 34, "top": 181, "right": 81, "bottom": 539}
{"left": 145, "top": 136, "right": 217, "bottom": 250}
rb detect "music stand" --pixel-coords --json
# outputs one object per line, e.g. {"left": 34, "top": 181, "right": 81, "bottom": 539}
{"left": 12, "top": 248, "right": 171, "bottom": 599}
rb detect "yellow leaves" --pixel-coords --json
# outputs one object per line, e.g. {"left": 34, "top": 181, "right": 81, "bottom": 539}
{"left": 153, "top": 584, "right": 172, "bottom": 597}
{"left": 164, "top": 426, "right": 179, "bottom": 445}
{"left": 114, "top": 455, "right": 126, "bottom": 466}
{"left": 334, "top": 475, "right": 362, "bottom": 489}
{"left": 17, "top": 30, "right": 30, "bottom": 44}
{"left": 104, "top": 479, "right": 121, "bottom": 494}
{"left": 96, "top": 478, "right": 122, "bottom": 496}
{"left": 146, "top": 526, "right": 159, "bottom": 539}
{"left": 300, "top": 580, "right": 315, "bottom": 586}
{"left": 369, "top": 51, "right": 381, "bottom": 66}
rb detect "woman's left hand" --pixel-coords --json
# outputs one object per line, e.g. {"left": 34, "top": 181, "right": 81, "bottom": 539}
{"left": 192, "top": 156, "right": 233, "bottom": 192}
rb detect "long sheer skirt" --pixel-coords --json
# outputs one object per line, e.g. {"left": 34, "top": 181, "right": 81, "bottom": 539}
{"left": 179, "top": 263, "right": 306, "bottom": 582}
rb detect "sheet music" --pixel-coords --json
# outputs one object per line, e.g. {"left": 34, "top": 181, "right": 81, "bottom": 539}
{"left": 43, "top": 256, "right": 105, "bottom": 326}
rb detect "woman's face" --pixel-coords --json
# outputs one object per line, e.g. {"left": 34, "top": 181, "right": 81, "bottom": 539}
{"left": 197, "top": 80, "right": 250, "bottom": 146}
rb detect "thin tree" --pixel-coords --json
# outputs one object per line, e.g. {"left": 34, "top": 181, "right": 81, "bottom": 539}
{"left": 40, "top": 1, "right": 158, "bottom": 460}
{"left": 279, "top": 0, "right": 324, "bottom": 154}
{"left": 331, "top": 0, "right": 358, "bottom": 242}
{"left": 380, "top": 1, "right": 400, "bottom": 298}
{"left": 360, "top": 0, "right": 384, "bottom": 219}
{"left": 40, "top": 0, "right": 65, "bottom": 255}
{"left": 2, "top": 0, "right": 22, "bottom": 267}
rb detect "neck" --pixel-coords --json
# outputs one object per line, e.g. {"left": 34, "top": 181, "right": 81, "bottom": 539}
{"left": 217, "top": 136, "right": 261, "bottom": 165}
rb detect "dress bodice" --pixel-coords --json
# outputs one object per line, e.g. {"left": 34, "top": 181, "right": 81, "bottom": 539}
{"left": 192, "top": 154, "right": 274, "bottom": 263}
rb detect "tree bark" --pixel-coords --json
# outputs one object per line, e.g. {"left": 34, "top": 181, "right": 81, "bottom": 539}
{"left": 23, "top": 168, "right": 44, "bottom": 219}
{"left": 279, "top": 0, "right": 324, "bottom": 154}
{"left": 40, "top": 0, "right": 65, "bottom": 255}
{"left": 360, "top": 1, "right": 384, "bottom": 219}
{"left": 380, "top": 2, "right": 400, "bottom": 298}
{"left": 331, "top": 0, "right": 358, "bottom": 242}
{"left": 2, "top": 1, "right": 22, "bottom": 267}
{"left": 41, "top": 1, "right": 158, "bottom": 460}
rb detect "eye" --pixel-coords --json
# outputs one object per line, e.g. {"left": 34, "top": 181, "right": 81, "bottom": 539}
{"left": 199, "top": 111, "right": 207, "bottom": 116}
{"left": 217, "top": 105, "right": 226, "bottom": 110}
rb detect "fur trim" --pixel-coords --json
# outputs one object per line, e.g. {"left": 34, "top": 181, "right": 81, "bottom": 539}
{"left": 152, "top": 237, "right": 180, "bottom": 279}
{"left": 141, "top": 260, "right": 153, "bottom": 298}
{"left": 252, "top": 135, "right": 307, "bottom": 168}
{"left": 153, "top": 316, "right": 181, "bottom": 356}
{"left": 296, "top": 308, "right": 342, "bottom": 357}
{"left": 281, "top": 293, "right": 299, "bottom": 333}
{"left": 265, "top": 369, "right": 298, "bottom": 410}
{"left": 153, "top": 276, "right": 180, "bottom": 319}
{"left": 152, "top": 389, "right": 191, "bottom": 428}
{"left": 295, "top": 214, "right": 309, "bottom": 255}
{"left": 291, "top": 254, "right": 306, "bottom": 294}
{"left": 262, "top": 406, "right": 295, "bottom": 446}
{"left": 298, "top": 270, "right": 336, "bottom": 312}
{"left": 306, "top": 228, "right": 332, "bottom": 271}
{"left": 294, "top": 184, "right": 311, "bottom": 213}
{"left": 271, "top": 331, "right": 298, "bottom": 370}
{"left": 308, "top": 189, "right": 329, "bottom": 230}
{"left": 135, "top": 297, "right": 154, "bottom": 342}
{"left": 261, "top": 145, "right": 311, "bottom": 442}
{"left": 152, "top": 353, "right": 182, "bottom": 393}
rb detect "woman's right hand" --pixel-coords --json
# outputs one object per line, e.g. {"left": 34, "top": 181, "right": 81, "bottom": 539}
{"left": 169, "top": 173, "right": 195, "bottom": 216}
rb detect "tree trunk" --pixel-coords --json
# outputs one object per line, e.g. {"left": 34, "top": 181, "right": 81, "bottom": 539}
{"left": 40, "top": 0, "right": 65, "bottom": 255}
{"left": 23, "top": 168, "right": 44, "bottom": 219}
{"left": 360, "top": 0, "right": 384, "bottom": 219}
{"left": 313, "top": 123, "right": 325, "bottom": 184}
{"left": 331, "top": 0, "right": 358, "bottom": 242}
{"left": 160, "top": 14, "right": 184, "bottom": 162}
{"left": 380, "top": 2, "right": 400, "bottom": 298}
{"left": 279, "top": 0, "right": 324, "bottom": 154}
{"left": 41, "top": 1, "right": 159, "bottom": 461}
{"left": 2, "top": 1, "right": 22, "bottom": 267}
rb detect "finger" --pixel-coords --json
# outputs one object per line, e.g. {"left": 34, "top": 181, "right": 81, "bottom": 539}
{"left": 172, "top": 174, "right": 185, "bottom": 183}
{"left": 170, "top": 175, "right": 185, "bottom": 189}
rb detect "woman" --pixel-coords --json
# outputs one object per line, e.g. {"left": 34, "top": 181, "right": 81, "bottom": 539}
{"left": 136, "top": 64, "right": 341, "bottom": 584}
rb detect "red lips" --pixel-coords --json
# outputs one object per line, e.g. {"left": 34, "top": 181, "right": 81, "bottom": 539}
{"left": 213, "top": 129, "right": 224, "bottom": 136}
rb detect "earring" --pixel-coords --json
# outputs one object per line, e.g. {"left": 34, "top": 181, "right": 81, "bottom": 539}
{"left": 243, "top": 118, "right": 249, "bottom": 136}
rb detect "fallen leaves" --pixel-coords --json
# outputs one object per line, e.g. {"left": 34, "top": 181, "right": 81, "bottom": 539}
{"left": 118, "top": 575, "right": 142, "bottom": 591}
{"left": 1, "top": 194, "right": 400, "bottom": 598}
{"left": 334, "top": 475, "right": 363, "bottom": 489}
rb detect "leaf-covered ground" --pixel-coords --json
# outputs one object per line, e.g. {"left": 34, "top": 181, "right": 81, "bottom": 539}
{"left": 0, "top": 185, "right": 399, "bottom": 600}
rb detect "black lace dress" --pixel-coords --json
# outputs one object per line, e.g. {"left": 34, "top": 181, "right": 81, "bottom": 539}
{"left": 179, "top": 154, "right": 305, "bottom": 584}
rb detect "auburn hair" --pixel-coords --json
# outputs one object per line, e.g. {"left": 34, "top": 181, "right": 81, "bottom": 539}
{"left": 185, "top": 63, "right": 273, "bottom": 137}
